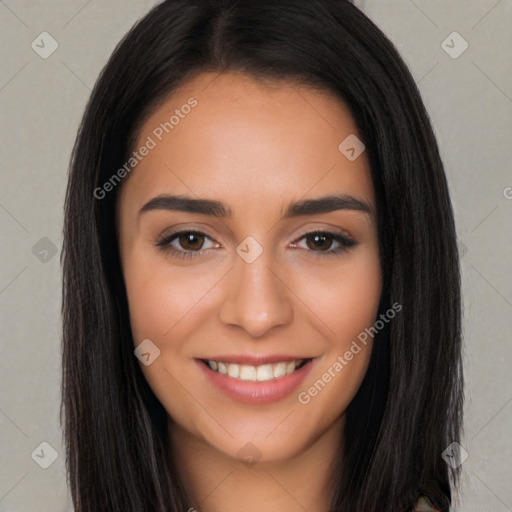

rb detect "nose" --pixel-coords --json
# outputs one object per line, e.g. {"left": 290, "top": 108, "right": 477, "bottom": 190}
{"left": 218, "top": 248, "right": 294, "bottom": 338}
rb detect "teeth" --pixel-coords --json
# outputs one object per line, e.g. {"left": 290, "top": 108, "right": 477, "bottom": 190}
{"left": 239, "top": 365, "right": 257, "bottom": 381}
{"left": 286, "top": 361, "right": 296, "bottom": 374}
{"left": 227, "top": 364, "right": 239, "bottom": 378}
{"left": 256, "top": 364, "right": 274, "bottom": 381}
{"left": 206, "top": 359, "right": 305, "bottom": 381}
{"left": 273, "top": 362, "right": 287, "bottom": 378}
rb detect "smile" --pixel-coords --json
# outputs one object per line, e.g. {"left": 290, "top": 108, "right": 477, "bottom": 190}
{"left": 197, "top": 356, "right": 315, "bottom": 404}
{"left": 203, "top": 359, "right": 310, "bottom": 382}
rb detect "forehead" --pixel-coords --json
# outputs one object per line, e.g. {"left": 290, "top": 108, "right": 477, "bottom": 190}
{"left": 122, "top": 71, "right": 374, "bottom": 215}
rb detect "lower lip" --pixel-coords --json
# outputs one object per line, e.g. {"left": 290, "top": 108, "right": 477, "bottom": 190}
{"left": 197, "top": 359, "right": 314, "bottom": 405}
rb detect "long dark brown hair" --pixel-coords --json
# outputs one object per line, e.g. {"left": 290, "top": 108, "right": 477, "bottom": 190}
{"left": 61, "top": 1, "right": 464, "bottom": 510}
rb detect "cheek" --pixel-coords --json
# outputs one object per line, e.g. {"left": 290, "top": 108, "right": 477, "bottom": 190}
{"left": 123, "top": 251, "right": 214, "bottom": 344}
{"left": 293, "top": 249, "right": 382, "bottom": 344}
{"left": 123, "top": 262, "right": 170, "bottom": 343}
{"left": 125, "top": 240, "right": 382, "bottom": 347}
{"left": 291, "top": 248, "right": 381, "bottom": 399}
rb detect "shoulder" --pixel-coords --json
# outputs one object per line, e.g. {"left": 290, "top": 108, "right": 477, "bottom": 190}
{"left": 413, "top": 495, "right": 441, "bottom": 511}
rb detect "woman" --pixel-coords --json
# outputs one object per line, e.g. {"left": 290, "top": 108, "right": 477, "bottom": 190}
{"left": 61, "top": 1, "right": 464, "bottom": 511}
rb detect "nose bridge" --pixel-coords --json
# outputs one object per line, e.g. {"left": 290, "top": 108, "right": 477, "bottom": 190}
{"left": 218, "top": 241, "right": 293, "bottom": 337}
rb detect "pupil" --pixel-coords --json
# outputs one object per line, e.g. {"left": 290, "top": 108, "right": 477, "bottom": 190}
{"left": 181, "top": 233, "right": 203, "bottom": 250}
{"left": 308, "top": 233, "right": 331, "bottom": 251}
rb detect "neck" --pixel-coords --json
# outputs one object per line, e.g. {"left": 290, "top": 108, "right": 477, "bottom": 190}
{"left": 168, "top": 416, "right": 344, "bottom": 512}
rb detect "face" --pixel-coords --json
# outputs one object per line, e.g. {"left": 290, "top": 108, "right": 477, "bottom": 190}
{"left": 117, "top": 71, "right": 382, "bottom": 464}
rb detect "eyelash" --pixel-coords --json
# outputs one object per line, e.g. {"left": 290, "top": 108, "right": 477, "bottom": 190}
{"left": 156, "top": 229, "right": 356, "bottom": 260}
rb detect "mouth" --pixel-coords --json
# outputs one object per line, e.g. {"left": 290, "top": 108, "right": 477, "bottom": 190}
{"left": 200, "top": 358, "right": 312, "bottom": 382}
{"left": 198, "top": 356, "right": 315, "bottom": 404}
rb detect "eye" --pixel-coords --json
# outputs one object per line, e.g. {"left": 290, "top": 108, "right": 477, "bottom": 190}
{"left": 291, "top": 231, "right": 356, "bottom": 258}
{"left": 156, "top": 230, "right": 218, "bottom": 259}
{"left": 156, "top": 229, "right": 356, "bottom": 260}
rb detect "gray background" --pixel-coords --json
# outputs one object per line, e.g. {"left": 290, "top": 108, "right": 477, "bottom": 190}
{"left": 0, "top": 1, "right": 511, "bottom": 511}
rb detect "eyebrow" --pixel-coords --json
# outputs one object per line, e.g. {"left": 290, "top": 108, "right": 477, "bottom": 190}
{"left": 139, "top": 194, "right": 373, "bottom": 218}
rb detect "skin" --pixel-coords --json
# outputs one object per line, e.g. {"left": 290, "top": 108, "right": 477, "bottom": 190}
{"left": 117, "top": 71, "right": 382, "bottom": 512}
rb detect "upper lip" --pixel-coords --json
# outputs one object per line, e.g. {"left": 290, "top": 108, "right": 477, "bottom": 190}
{"left": 198, "top": 354, "right": 313, "bottom": 365}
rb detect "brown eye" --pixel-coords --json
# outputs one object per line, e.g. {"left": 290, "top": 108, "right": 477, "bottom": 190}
{"left": 305, "top": 233, "right": 335, "bottom": 251}
{"left": 176, "top": 232, "right": 205, "bottom": 251}
{"left": 293, "top": 230, "right": 356, "bottom": 258}
{"left": 156, "top": 230, "right": 218, "bottom": 260}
